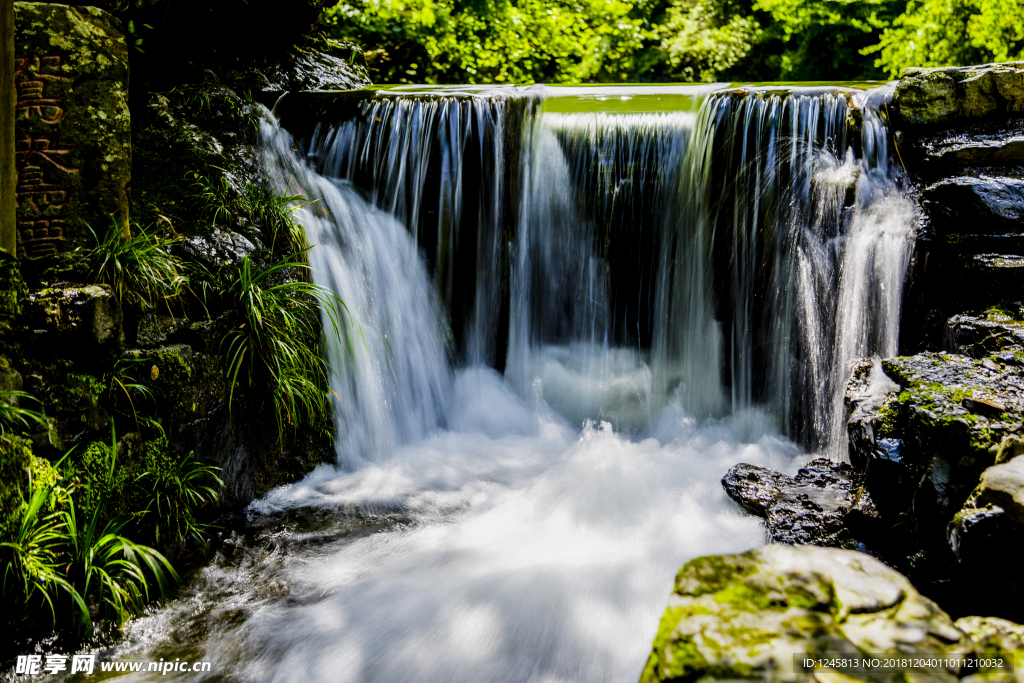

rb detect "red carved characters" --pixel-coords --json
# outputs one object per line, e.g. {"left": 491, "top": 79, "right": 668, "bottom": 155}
{"left": 14, "top": 55, "right": 73, "bottom": 124}
{"left": 13, "top": 55, "right": 78, "bottom": 258}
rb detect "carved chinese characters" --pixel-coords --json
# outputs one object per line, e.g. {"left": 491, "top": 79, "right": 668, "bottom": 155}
{"left": 16, "top": 55, "right": 72, "bottom": 124}
{"left": 14, "top": 57, "right": 77, "bottom": 257}
{"left": 14, "top": 2, "right": 130, "bottom": 264}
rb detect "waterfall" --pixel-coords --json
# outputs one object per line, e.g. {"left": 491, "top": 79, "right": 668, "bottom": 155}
{"left": 109, "top": 83, "right": 919, "bottom": 683}
{"left": 259, "top": 116, "right": 452, "bottom": 468}
{"left": 280, "top": 83, "right": 916, "bottom": 454}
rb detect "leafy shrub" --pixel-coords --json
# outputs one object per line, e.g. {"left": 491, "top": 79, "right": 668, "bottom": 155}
{"left": 0, "top": 389, "right": 47, "bottom": 436}
{"left": 221, "top": 255, "right": 346, "bottom": 445}
{"left": 86, "top": 221, "right": 187, "bottom": 311}
{"left": 240, "top": 180, "right": 309, "bottom": 255}
{"left": 325, "top": 0, "right": 653, "bottom": 84}
{"left": 60, "top": 496, "right": 177, "bottom": 632}
{"left": 867, "top": 0, "right": 1024, "bottom": 77}
{"left": 1, "top": 484, "right": 84, "bottom": 625}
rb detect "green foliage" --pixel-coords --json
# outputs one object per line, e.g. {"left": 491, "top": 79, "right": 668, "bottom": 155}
{"left": 1, "top": 484, "right": 85, "bottom": 625}
{"left": 107, "top": 358, "right": 161, "bottom": 433}
{"left": 0, "top": 389, "right": 48, "bottom": 436}
{"left": 325, "top": 0, "right": 655, "bottom": 84}
{"left": 221, "top": 255, "right": 347, "bottom": 445}
{"left": 1, "top": 426, "right": 179, "bottom": 636}
{"left": 660, "top": 0, "right": 762, "bottom": 81}
{"left": 329, "top": 0, "right": 982, "bottom": 83}
{"left": 190, "top": 171, "right": 234, "bottom": 226}
{"left": 86, "top": 221, "right": 187, "bottom": 311}
{"left": 868, "top": 0, "right": 1024, "bottom": 77}
{"left": 135, "top": 440, "right": 222, "bottom": 551}
{"left": 752, "top": 0, "right": 902, "bottom": 80}
{"left": 60, "top": 495, "right": 178, "bottom": 632}
{"left": 241, "top": 181, "right": 309, "bottom": 254}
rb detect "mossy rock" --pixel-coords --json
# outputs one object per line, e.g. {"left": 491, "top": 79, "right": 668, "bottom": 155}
{"left": 13, "top": 2, "right": 131, "bottom": 267}
{"left": 955, "top": 617, "right": 1024, "bottom": 681}
{"left": 22, "top": 285, "right": 124, "bottom": 363}
{"left": 893, "top": 63, "right": 1024, "bottom": 128}
{"left": 640, "top": 545, "right": 971, "bottom": 683}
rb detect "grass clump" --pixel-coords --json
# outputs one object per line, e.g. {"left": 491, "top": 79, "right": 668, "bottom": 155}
{"left": 86, "top": 221, "right": 187, "bottom": 311}
{"left": 0, "top": 389, "right": 48, "bottom": 436}
{"left": 222, "top": 255, "right": 346, "bottom": 445}
{"left": 136, "top": 439, "right": 222, "bottom": 552}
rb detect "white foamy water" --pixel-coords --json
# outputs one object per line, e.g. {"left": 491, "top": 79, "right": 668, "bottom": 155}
{"left": 103, "top": 367, "right": 800, "bottom": 683}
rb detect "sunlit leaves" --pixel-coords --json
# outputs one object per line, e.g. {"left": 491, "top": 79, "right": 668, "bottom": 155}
{"left": 867, "top": 0, "right": 1024, "bottom": 76}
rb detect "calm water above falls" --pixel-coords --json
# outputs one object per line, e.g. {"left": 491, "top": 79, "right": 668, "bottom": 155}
{"left": 86, "top": 84, "right": 916, "bottom": 683}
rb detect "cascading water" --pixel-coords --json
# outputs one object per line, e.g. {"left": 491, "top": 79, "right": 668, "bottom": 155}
{"left": 82, "top": 83, "right": 917, "bottom": 683}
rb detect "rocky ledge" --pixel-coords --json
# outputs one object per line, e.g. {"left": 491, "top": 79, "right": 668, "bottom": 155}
{"left": 640, "top": 544, "right": 1024, "bottom": 683}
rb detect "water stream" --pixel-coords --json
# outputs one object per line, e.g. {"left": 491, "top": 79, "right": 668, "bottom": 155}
{"left": 75, "top": 83, "right": 917, "bottom": 682}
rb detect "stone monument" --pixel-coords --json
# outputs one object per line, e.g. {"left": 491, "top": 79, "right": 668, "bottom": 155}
{"left": 13, "top": 2, "right": 130, "bottom": 262}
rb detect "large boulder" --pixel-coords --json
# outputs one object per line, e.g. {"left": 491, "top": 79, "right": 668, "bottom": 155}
{"left": 639, "top": 545, "right": 972, "bottom": 683}
{"left": 845, "top": 352, "right": 1024, "bottom": 619}
{"left": 894, "top": 62, "right": 1024, "bottom": 127}
{"left": 13, "top": 2, "right": 130, "bottom": 264}
{"left": 956, "top": 616, "right": 1024, "bottom": 683}
{"left": 946, "top": 310, "right": 1024, "bottom": 360}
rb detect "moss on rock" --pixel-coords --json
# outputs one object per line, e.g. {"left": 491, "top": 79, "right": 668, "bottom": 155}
{"left": 640, "top": 545, "right": 971, "bottom": 683}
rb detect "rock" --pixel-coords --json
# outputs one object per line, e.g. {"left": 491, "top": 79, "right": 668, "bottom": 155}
{"left": 957, "top": 617, "right": 1024, "bottom": 683}
{"left": 639, "top": 545, "right": 971, "bottom": 683}
{"left": 894, "top": 62, "right": 1024, "bottom": 127}
{"left": 906, "top": 117, "right": 1024, "bottom": 171}
{"left": 946, "top": 311, "right": 1024, "bottom": 359}
{"left": 123, "top": 340, "right": 227, "bottom": 423}
{"left": 130, "top": 86, "right": 259, "bottom": 239}
{"left": 922, "top": 175, "right": 1024, "bottom": 237}
{"left": 47, "top": 371, "right": 108, "bottom": 446}
{"left": 23, "top": 285, "right": 124, "bottom": 361}
{"left": 14, "top": 2, "right": 130, "bottom": 262}
{"left": 722, "top": 459, "right": 878, "bottom": 548}
{"left": 974, "top": 458, "right": 1024, "bottom": 524}
{"left": 845, "top": 358, "right": 901, "bottom": 470}
{"left": 136, "top": 313, "right": 190, "bottom": 348}
{"left": 237, "top": 46, "right": 370, "bottom": 92}
{"left": 176, "top": 227, "right": 256, "bottom": 270}
{"left": 844, "top": 352, "right": 1024, "bottom": 616}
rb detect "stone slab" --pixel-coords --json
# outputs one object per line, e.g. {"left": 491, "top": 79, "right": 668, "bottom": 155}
{"left": 14, "top": 2, "right": 130, "bottom": 261}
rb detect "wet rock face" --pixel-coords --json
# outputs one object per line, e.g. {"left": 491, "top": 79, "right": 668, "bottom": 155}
{"left": 639, "top": 545, "right": 971, "bottom": 683}
{"left": 22, "top": 285, "right": 124, "bottom": 362}
{"left": 722, "top": 459, "right": 879, "bottom": 548}
{"left": 975, "top": 456, "right": 1024, "bottom": 524}
{"left": 946, "top": 311, "right": 1024, "bottom": 360}
{"left": 894, "top": 62, "right": 1024, "bottom": 127}
{"left": 13, "top": 2, "right": 130, "bottom": 263}
{"left": 922, "top": 174, "right": 1024, "bottom": 237}
{"left": 843, "top": 352, "right": 1024, "bottom": 620}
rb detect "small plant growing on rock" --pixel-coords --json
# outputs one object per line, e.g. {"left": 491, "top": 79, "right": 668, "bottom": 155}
{"left": 1, "top": 483, "right": 84, "bottom": 625}
{"left": 86, "top": 221, "right": 187, "bottom": 311}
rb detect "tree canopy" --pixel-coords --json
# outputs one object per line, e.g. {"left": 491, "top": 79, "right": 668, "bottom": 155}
{"left": 325, "top": 0, "right": 1024, "bottom": 83}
